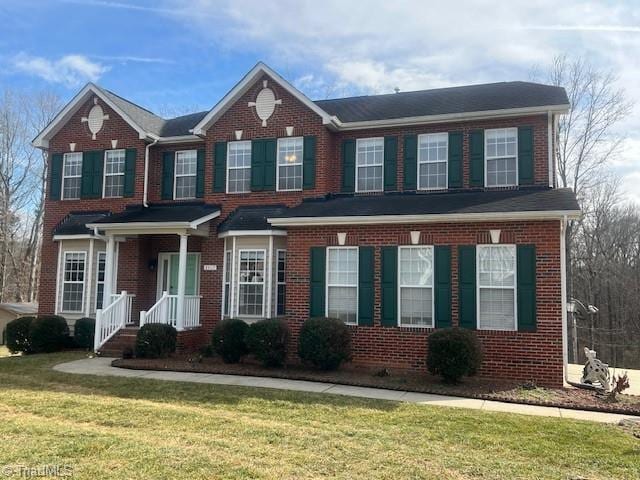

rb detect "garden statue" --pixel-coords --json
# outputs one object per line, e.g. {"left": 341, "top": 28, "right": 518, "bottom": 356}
{"left": 581, "top": 347, "right": 611, "bottom": 392}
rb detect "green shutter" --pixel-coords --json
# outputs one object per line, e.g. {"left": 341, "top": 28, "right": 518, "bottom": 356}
{"left": 518, "top": 126, "right": 534, "bottom": 185}
{"left": 458, "top": 245, "right": 476, "bottom": 329}
{"left": 49, "top": 153, "right": 63, "bottom": 200}
{"left": 403, "top": 135, "right": 417, "bottom": 190}
{"left": 434, "top": 246, "right": 452, "bottom": 328}
{"left": 196, "top": 148, "right": 205, "bottom": 198}
{"left": 124, "top": 149, "right": 136, "bottom": 197}
{"left": 309, "top": 247, "right": 326, "bottom": 318}
{"left": 381, "top": 246, "right": 398, "bottom": 327}
{"left": 469, "top": 130, "right": 484, "bottom": 187}
{"left": 517, "top": 245, "right": 537, "bottom": 332}
{"left": 341, "top": 139, "right": 355, "bottom": 193}
{"left": 81, "top": 151, "right": 102, "bottom": 198}
{"left": 213, "top": 142, "right": 227, "bottom": 192}
{"left": 448, "top": 132, "right": 463, "bottom": 188}
{"left": 303, "top": 136, "right": 316, "bottom": 190}
{"left": 384, "top": 136, "right": 397, "bottom": 191}
{"left": 251, "top": 139, "right": 265, "bottom": 191}
{"left": 358, "top": 247, "right": 374, "bottom": 326}
{"left": 161, "top": 151, "right": 174, "bottom": 200}
{"left": 263, "top": 139, "right": 276, "bottom": 190}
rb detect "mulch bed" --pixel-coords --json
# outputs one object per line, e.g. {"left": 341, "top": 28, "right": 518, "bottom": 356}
{"left": 111, "top": 355, "right": 640, "bottom": 416}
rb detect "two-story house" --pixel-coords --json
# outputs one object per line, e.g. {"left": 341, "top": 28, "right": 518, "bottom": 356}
{"left": 33, "top": 62, "right": 580, "bottom": 386}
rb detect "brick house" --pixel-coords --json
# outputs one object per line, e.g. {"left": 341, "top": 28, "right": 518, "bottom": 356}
{"left": 33, "top": 62, "right": 580, "bottom": 386}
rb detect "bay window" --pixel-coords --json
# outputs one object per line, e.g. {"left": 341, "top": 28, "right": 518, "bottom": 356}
{"left": 95, "top": 252, "right": 106, "bottom": 310}
{"left": 62, "top": 252, "right": 86, "bottom": 312}
{"left": 276, "top": 249, "right": 286, "bottom": 316}
{"left": 277, "top": 137, "right": 303, "bottom": 191}
{"left": 356, "top": 138, "right": 383, "bottom": 192}
{"left": 223, "top": 250, "right": 231, "bottom": 316}
{"left": 485, "top": 128, "right": 517, "bottom": 187}
{"left": 227, "top": 141, "right": 252, "bottom": 193}
{"left": 399, "top": 246, "right": 434, "bottom": 327}
{"left": 477, "top": 244, "right": 517, "bottom": 330}
{"left": 418, "top": 133, "right": 447, "bottom": 190}
{"left": 326, "top": 247, "right": 358, "bottom": 324}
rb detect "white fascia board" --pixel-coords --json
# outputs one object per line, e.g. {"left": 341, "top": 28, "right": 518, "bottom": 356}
{"left": 85, "top": 211, "right": 220, "bottom": 234}
{"left": 52, "top": 234, "right": 96, "bottom": 241}
{"left": 192, "top": 62, "right": 336, "bottom": 135}
{"left": 190, "top": 210, "right": 221, "bottom": 227}
{"left": 218, "top": 229, "right": 287, "bottom": 239}
{"left": 268, "top": 209, "right": 582, "bottom": 227}
{"left": 156, "top": 135, "right": 205, "bottom": 144}
{"left": 334, "top": 104, "right": 570, "bottom": 131}
{"left": 32, "top": 83, "right": 150, "bottom": 149}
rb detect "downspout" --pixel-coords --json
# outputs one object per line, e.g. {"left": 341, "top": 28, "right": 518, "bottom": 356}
{"left": 144, "top": 135, "right": 160, "bottom": 207}
{"left": 560, "top": 215, "right": 569, "bottom": 385}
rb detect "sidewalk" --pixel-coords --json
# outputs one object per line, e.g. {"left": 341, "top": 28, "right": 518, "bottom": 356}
{"left": 54, "top": 357, "right": 638, "bottom": 425}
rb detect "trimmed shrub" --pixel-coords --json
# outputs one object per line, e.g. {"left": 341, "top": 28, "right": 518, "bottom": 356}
{"left": 298, "top": 317, "right": 352, "bottom": 370}
{"left": 29, "top": 315, "right": 70, "bottom": 354}
{"left": 135, "top": 324, "right": 177, "bottom": 359}
{"left": 245, "top": 318, "right": 290, "bottom": 367}
{"left": 212, "top": 319, "right": 249, "bottom": 363}
{"left": 427, "top": 327, "right": 482, "bottom": 384}
{"left": 6, "top": 316, "right": 35, "bottom": 354}
{"left": 74, "top": 317, "right": 95, "bottom": 349}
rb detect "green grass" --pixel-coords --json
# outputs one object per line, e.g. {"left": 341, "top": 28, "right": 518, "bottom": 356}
{"left": 0, "top": 353, "right": 638, "bottom": 480}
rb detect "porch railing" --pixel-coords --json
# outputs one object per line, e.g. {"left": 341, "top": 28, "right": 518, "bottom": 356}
{"left": 139, "top": 291, "right": 201, "bottom": 330}
{"left": 94, "top": 291, "right": 134, "bottom": 351}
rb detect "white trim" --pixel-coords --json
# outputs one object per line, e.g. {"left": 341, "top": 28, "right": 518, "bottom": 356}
{"left": 476, "top": 244, "right": 517, "bottom": 331}
{"left": 222, "top": 242, "right": 231, "bottom": 318}
{"left": 60, "top": 250, "right": 88, "bottom": 314}
{"left": 173, "top": 149, "right": 198, "bottom": 200}
{"left": 84, "top": 239, "right": 95, "bottom": 316}
{"left": 33, "top": 83, "right": 149, "bottom": 149}
{"left": 268, "top": 209, "right": 581, "bottom": 227}
{"left": 266, "top": 236, "right": 274, "bottom": 317}
{"left": 334, "top": 104, "right": 570, "bottom": 131}
{"left": 226, "top": 140, "right": 252, "bottom": 194}
{"left": 156, "top": 135, "right": 204, "bottom": 144}
{"left": 102, "top": 149, "right": 126, "bottom": 199}
{"left": 325, "top": 246, "right": 359, "bottom": 325}
{"left": 230, "top": 237, "right": 237, "bottom": 317}
{"left": 53, "top": 234, "right": 96, "bottom": 241}
{"left": 485, "top": 127, "right": 518, "bottom": 188}
{"left": 560, "top": 217, "right": 569, "bottom": 384}
{"left": 192, "top": 62, "right": 335, "bottom": 135}
{"left": 218, "top": 229, "right": 287, "bottom": 239}
{"left": 86, "top": 210, "right": 220, "bottom": 233}
{"left": 156, "top": 251, "right": 201, "bottom": 300}
{"left": 355, "top": 137, "right": 384, "bottom": 193}
{"left": 276, "top": 136, "right": 303, "bottom": 192}
{"left": 54, "top": 240, "right": 63, "bottom": 314}
{"left": 236, "top": 248, "right": 267, "bottom": 318}
{"left": 417, "top": 133, "right": 448, "bottom": 191}
{"left": 397, "top": 245, "right": 435, "bottom": 328}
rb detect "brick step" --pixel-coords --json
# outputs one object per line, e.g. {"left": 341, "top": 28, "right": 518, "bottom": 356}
{"left": 98, "top": 327, "right": 139, "bottom": 357}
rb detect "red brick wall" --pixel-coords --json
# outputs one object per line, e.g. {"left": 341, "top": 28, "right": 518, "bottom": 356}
{"left": 284, "top": 220, "right": 563, "bottom": 387}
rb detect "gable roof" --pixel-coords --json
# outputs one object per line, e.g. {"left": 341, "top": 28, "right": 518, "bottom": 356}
{"left": 53, "top": 211, "right": 110, "bottom": 237}
{"left": 315, "top": 81, "right": 569, "bottom": 124}
{"left": 218, "top": 205, "right": 288, "bottom": 233}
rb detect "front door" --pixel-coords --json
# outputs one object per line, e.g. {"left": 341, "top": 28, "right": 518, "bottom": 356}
{"left": 157, "top": 253, "right": 200, "bottom": 299}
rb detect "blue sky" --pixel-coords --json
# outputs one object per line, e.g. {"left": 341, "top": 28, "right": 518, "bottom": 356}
{"left": 1, "top": 0, "right": 639, "bottom": 200}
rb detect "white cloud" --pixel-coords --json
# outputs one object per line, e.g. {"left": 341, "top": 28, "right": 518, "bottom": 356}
{"left": 12, "top": 53, "right": 109, "bottom": 87}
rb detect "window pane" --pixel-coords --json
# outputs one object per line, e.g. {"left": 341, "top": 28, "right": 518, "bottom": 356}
{"left": 327, "top": 249, "right": 358, "bottom": 285}
{"left": 356, "top": 138, "right": 383, "bottom": 191}
{"left": 175, "top": 151, "right": 197, "bottom": 175}
{"left": 419, "top": 161, "right": 447, "bottom": 189}
{"left": 277, "top": 138, "right": 303, "bottom": 165}
{"left": 479, "top": 288, "right": 515, "bottom": 330}
{"left": 399, "top": 247, "right": 433, "bottom": 286}
{"left": 478, "top": 246, "right": 515, "bottom": 287}
{"left": 327, "top": 248, "right": 358, "bottom": 323}
{"left": 62, "top": 153, "right": 82, "bottom": 199}
{"left": 62, "top": 252, "right": 85, "bottom": 312}
{"left": 419, "top": 133, "right": 447, "bottom": 162}
{"left": 96, "top": 253, "right": 106, "bottom": 309}
{"left": 328, "top": 286, "right": 357, "bottom": 323}
{"left": 175, "top": 175, "right": 196, "bottom": 199}
{"left": 238, "top": 284, "right": 263, "bottom": 316}
{"left": 238, "top": 250, "right": 265, "bottom": 316}
{"left": 228, "top": 167, "right": 251, "bottom": 193}
{"left": 277, "top": 250, "right": 286, "bottom": 316}
{"left": 357, "top": 165, "right": 383, "bottom": 192}
{"left": 485, "top": 129, "right": 517, "bottom": 187}
{"left": 278, "top": 164, "right": 303, "bottom": 190}
{"left": 400, "top": 287, "right": 433, "bottom": 326}
{"left": 228, "top": 141, "right": 252, "bottom": 168}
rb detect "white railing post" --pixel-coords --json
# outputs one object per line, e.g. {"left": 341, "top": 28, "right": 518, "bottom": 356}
{"left": 139, "top": 310, "right": 146, "bottom": 328}
{"left": 94, "top": 309, "right": 102, "bottom": 352}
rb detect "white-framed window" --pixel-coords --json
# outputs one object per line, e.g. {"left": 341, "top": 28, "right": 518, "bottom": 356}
{"left": 326, "top": 247, "right": 358, "bottom": 324}
{"left": 95, "top": 252, "right": 106, "bottom": 310}
{"left": 61, "top": 251, "right": 86, "bottom": 312}
{"left": 276, "top": 249, "right": 286, "bottom": 316}
{"left": 103, "top": 149, "right": 125, "bottom": 198}
{"left": 62, "top": 152, "right": 82, "bottom": 200}
{"left": 485, "top": 128, "right": 518, "bottom": 187}
{"left": 223, "top": 250, "right": 231, "bottom": 316}
{"left": 356, "top": 137, "right": 384, "bottom": 192}
{"left": 238, "top": 249, "right": 265, "bottom": 317}
{"left": 276, "top": 137, "right": 303, "bottom": 191}
{"left": 477, "top": 244, "right": 517, "bottom": 331}
{"left": 398, "top": 246, "right": 434, "bottom": 327}
{"left": 227, "top": 141, "right": 252, "bottom": 193}
{"left": 174, "top": 150, "right": 197, "bottom": 199}
{"left": 418, "top": 133, "right": 448, "bottom": 190}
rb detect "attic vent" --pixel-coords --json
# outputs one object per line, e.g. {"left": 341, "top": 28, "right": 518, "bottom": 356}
{"left": 81, "top": 101, "right": 109, "bottom": 140}
{"left": 248, "top": 80, "right": 282, "bottom": 127}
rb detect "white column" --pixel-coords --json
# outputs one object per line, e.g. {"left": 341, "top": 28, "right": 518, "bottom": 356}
{"left": 84, "top": 238, "right": 95, "bottom": 316}
{"left": 176, "top": 233, "right": 188, "bottom": 331}
{"left": 103, "top": 235, "right": 116, "bottom": 306}
{"left": 266, "top": 236, "right": 274, "bottom": 318}
{"left": 230, "top": 236, "right": 237, "bottom": 318}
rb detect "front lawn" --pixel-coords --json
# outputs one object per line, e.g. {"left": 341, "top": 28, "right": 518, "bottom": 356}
{"left": 0, "top": 353, "right": 638, "bottom": 479}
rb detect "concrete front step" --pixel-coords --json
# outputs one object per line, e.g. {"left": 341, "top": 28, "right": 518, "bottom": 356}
{"left": 98, "top": 326, "right": 139, "bottom": 357}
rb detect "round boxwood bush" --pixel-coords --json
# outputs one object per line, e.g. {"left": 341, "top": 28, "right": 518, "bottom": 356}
{"left": 6, "top": 316, "right": 35, "bottom": 354}
{"left": 74, "top": 317, "right": 95, "bottom": 349}
{"left": 212, "top": 319, "right": 249, "bottom": 363}
{"left": 427, "top": 327, "right": 482, "bottom": 384}
{"left": 29, "top": 315, "right": 70, "bottom": 353}
{"left": 298, "top": 317, "right": 352, "bottom": 370}
{"left": 245, "top": 318, "right": 290, "bottom": 367}
{"left": 135, "top": 324, "right": 177, "bottom": 359}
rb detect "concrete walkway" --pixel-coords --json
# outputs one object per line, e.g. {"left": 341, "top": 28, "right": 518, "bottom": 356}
{"left": 54, "top": 357, "right": 639, "bottom": 425}
{"left": 568, "top": 363, "right": 640, "bottom": 395}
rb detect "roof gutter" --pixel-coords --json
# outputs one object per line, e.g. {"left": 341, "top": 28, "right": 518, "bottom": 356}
{"left": 268, "top": 209, "right": 581, "bottom": 227}
{"left": 143, "top": 135, "right": 160, "bottom": 207}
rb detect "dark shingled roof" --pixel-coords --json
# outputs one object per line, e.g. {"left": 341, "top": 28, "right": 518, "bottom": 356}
{"left": 53, "top": 212, "right": 110, "bottom": 236}
{"left": 269, "top": 188, "right": 580, "bottom": 219}
{"left": 91, "top": 203, "right": 220, "bottom": 224}
{"left": 315, "top": 81, "right": 569, "bottom": 123}
{"left": 218, "top": 205, "right": 289, "bottom": 233}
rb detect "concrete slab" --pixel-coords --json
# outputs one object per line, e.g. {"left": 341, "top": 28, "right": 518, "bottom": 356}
{"left": 558, "top": 408, "right": 634, "bottom": 424}
{"left": 482, "top": 400, "right": 561, "bottom": 417}
{"left": 322, "top": 385, "right": 407, "bottom": 401}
